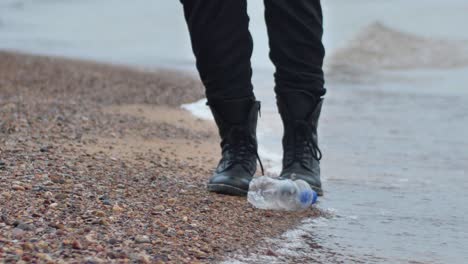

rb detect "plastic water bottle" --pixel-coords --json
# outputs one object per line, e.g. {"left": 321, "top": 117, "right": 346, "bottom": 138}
{"left": 247, "top": 176, "right": 318, "bottom": 211}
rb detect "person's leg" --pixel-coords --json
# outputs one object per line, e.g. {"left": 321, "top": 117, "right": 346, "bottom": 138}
{"left": 264, "top": 0, "right": 326, "bottom": 97}
{"left": 181, "top": 0, "right": 262, "bottom": 196}
{"left": 264, "top": 0, "right": 325, "bottom": 195}
{"left": 180, "top": 0, "right": 254, "bottom": 101}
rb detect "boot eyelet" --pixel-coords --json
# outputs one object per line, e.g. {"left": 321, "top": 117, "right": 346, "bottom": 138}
{"left": 291, "top": 173, "right": 297, "bottom": 180}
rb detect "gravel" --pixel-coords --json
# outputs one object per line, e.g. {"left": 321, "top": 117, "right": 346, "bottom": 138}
{"left": 0, "top": 51, "right": 323, "bottom": 263}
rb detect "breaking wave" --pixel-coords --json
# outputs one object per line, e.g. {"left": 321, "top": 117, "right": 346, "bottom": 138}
{"left": 326, "top": 22, "right": 468, "bottom": 79}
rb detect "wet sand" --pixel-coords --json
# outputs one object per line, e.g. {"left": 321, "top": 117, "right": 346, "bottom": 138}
{"left": 0, "top": 51, "right": 323, "bottom": 263}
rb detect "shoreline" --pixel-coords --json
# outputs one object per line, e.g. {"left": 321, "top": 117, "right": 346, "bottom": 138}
{"left": 0, "top": 51, "right": 322, "bottom": 263}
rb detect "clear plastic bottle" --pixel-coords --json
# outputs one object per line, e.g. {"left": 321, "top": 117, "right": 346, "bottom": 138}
{"left": 247, "top": 176, "right": 318, "bottom": 211}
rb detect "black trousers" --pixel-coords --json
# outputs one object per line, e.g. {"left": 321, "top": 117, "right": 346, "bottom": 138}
{"left": 181, "top": 0, "right": 326, "bottom": 102}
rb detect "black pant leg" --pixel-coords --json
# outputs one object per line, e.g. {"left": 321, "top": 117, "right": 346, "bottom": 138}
{"left": 264, "top": 0, "right": 326, "bottom": 97}
{"left": 180, "top": 0, "right": 255, "bottom": 102}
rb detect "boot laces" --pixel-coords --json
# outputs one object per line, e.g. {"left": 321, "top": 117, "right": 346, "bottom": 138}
{"left": 287, "top": 121, "right": 322, "bottom": 167}
{"left": 223, "top": 126, "right": 264, "bottom": 175}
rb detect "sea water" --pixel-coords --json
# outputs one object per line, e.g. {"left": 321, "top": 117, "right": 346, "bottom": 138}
{"left": 2, "top": 0, "right": 468, "bottom": 262}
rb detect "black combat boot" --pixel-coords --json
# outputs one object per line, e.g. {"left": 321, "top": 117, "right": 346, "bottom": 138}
{"left": 207, "top": 98, "right": 263, "bottom": 196}
{"left": 277, "top": 92, "right": 324, "bottom": 196}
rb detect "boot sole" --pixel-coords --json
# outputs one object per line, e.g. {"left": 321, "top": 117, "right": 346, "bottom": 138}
{"left": 207, "top": 184, "right": 247, "bottom": 196}
{"left": 209, "top": 184, "right": 323, "bottom": 196}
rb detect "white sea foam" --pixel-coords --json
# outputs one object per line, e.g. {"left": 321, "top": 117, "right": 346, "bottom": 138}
{"left": 180, "top": 99, "right": 212, "bottom": 120}
{"left": 222, "top": 217, "right": 346, "bottom": 264}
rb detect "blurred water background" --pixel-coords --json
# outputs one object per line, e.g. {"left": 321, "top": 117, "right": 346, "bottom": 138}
{"left": 1, "top": 0, "right": 468, "bottom": 262}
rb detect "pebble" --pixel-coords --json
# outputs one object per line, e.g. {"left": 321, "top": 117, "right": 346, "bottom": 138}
{"left": 40, "top": 146, "right": 50, "bottom": 152}
{"left": 37, "top": 241, "right": 48, "bottom": 249}
{"left": 54, "top": 193, "right": 68, "bottom": 200}
{"left": 72, "top": 240, "right": 83, "bottom": 250}
{"left": 84, "top": 257, "right": 106, "bottom": 263}
{"left": 166, "top": 228, "right": 177, "bottom": 237}
{"left": 12, "top": 228, "right": 26, "bottom": 239}
{"left": 1, "top": 192, "right": 12, "bottom": 199}
{"left": 154, "top": 205, "right": 165, "bottom": 211}
{"left": 99, "top": 219, "right": 110, "bottom": 226}
{"left": 108, "top": 238, "right": 119, "bottom": 245}
{"left": 266, "top": 249, "right": 278, "bottom": 257}
{"left": 95, "top": 245, "right": 105, "bottom": 252}
{"left": 85, "top": 234, "right": 96, "bottom": 243}
{"left": 36, "top": 253, "right": 53, "bottom": 262}
{"left": 95, "top": 211, "right": 106, "bottom": 217}
{"left": 112, "top": 204, "right": 124, "bottom": 213}
{"left": 22, "top": 242, "right": 34, "bottom": 251}
{"left": 12, "top": 184, "right": 25, "bottom": 191}
{"left": 17, "top": 222, "right": 34, "bottom": 231}
{"left": 102, "top": 199, "right": 112, "bottom": 206}
{"left": 135, "top": 235, "right": 151, "bottom": 244}
{"left": 189, "top": 248, "right": 208, "bottom": 259}
{"left": 139, "top": 254, "right": 152, "bottom": 264}
{"left": 34, "top": 174, "right": 46, "bottom": 180}
{"left": 98, "top": 194, "right": 109, "bottom": 201}
{"left": 15, "top": 248, "right": 24, "bottom": 256}
{"left": 50, "top": 222, "right": 65, "bottom": 230}
{"left": 50, "top": 175, "right": 65, "bottom": 184}
{"left": 22, "top": 254, "right": 33, "bottom": 262}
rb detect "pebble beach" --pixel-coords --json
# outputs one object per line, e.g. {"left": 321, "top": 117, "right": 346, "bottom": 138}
{"left": 0, "top": 51, "right": 322, "bottom": 263}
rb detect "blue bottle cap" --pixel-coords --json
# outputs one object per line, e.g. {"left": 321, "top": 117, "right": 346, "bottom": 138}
{"left": 311, "top": 190, "right": 318, "bottom": 205}
{"left": 299, "top": 190, "right": 318, "bottom": 206}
